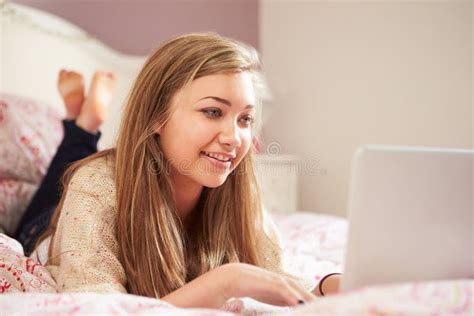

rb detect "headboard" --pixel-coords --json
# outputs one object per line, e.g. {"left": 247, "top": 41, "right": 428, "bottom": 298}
{"left": 1, "top": 3, "right": 147, "bottom": 149}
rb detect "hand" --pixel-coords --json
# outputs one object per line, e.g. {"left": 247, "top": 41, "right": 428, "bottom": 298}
{"left": 219, "top": 262, "right": 317, "bottom": 307}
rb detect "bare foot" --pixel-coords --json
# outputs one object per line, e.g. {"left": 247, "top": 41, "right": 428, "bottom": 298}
{"left": 76, "top": 71, "right": 116, "bottom": 134}
{"left": 57, "top": 69, "right": 85, "bottom": 120}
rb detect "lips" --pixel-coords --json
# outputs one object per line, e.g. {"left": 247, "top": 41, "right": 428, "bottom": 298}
{"left": 201, "top": 151, "right": 235, "bottom": 162}
{"left": 200, "top": 152, "right": 232, "bottom": 169}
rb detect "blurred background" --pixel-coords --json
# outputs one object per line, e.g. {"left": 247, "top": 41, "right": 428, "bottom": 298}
{"left": 1, "top": 0, "right": 472, "bottom": 218}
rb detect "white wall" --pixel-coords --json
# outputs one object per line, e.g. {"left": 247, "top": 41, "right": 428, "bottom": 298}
{"left": 260, "top": 0, "right": 472, "bottom": 217}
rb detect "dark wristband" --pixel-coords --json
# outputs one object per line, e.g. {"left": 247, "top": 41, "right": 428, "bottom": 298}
{"left": 318, "top": 272, "right": 343, "bottom": 296}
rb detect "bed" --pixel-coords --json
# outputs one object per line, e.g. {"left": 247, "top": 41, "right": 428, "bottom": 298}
{"left": 0, "top": 3, "right": 472, "bottom": 315}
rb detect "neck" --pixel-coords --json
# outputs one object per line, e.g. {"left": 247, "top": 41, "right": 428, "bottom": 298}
{"left": 170, "top": 170, "right": 203, "bottom": 224}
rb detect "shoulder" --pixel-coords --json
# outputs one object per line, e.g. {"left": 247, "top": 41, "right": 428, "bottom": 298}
{"left": 51, "top": 155, "right": 118, "bottom": 249}
{"left": 69, "top": 155, "right": 115, "bottom": 189}
{"left": 71, "top": 155, "right": 114, "bottom": 184}
{"left": 47, "top": 155, "right": 126, "bottom": 293}
{"left": 67, "top": 155, "right": 116, "bottom": 206}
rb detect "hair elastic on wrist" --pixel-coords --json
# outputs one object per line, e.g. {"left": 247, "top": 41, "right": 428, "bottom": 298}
{"left": 318, "top": 272, "right": 343, "bottom": 296}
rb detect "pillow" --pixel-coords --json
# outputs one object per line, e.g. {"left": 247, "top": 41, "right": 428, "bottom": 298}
{"left": 0, "top": 233, "right": 57, "bottom": 293}
{"left": 0, "top": 93, "right": 63, "bottom": 235}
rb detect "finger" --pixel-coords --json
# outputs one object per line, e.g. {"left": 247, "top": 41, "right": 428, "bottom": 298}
{"left": 277, "top": 280, "right": 304, "bottom": 307}
{"left": 286, "top": 278, "right": 316, "bottom": 304}
{"left": 277, "top": 277, "right": 309, "bottom": 307}
{"left": 284, "top": 283, "right": 307, "bottom": 306}
{"left": 260, "top": 277, "right": 302, "bottom": 307}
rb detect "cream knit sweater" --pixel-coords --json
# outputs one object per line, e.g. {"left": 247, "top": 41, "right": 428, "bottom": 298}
{"left": 45, "top": 157, "right": 316, "bottom": 295}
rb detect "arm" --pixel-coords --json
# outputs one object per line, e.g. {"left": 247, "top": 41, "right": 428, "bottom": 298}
{"left": 162, "top": 262, "right": 316, "bottom": 309}
{"left": 161, "top": 264, "right": 231, "bottom": 308}
{"left": 311, "top": 273, "right": 342, "bottom": 297}
{"left": 46, "top": 161, "right": 126, "bottom": 293}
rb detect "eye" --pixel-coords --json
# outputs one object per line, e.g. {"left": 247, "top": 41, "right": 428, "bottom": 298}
{"left": 202, "top": 108, "right": 222, "bottom": 118}
{"left": 240, "top": 115, "right": 255, "bottom": 126}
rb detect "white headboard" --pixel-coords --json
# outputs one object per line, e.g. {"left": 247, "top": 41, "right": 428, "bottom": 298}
{"left": 1, "top": 3, "right": 147, "bottom": 149}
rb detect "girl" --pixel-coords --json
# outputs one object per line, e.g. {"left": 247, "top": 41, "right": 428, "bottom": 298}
{"left": 31, "top": 33, "right": 341, "bottom": 309}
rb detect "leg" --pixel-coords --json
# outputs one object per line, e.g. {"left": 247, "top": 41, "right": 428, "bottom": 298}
{"left": 15, "top": 70, "right": 116, "bottom": 255}
{"left": 76, "top": 70, "right": 116, "bottom": 134}
{"left": 15, "top": 120, "right": 100, "bottom": 255}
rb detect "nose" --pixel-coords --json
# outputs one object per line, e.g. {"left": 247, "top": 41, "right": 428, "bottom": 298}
{"left": 219, "top": 120, "right": 242, "bottom": 149}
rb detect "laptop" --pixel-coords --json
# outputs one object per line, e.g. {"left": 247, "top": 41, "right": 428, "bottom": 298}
{"left": 340, "top": 145, "right": 473, "bottom": 292}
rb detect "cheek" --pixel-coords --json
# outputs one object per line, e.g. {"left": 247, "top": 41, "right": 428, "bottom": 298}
{"left": 161, "top": 127, "right": 197, "bottom": 162}
{"left": 191, "top": 122, "right": 218, "bottom": 152}
{"left": 167, "top": 118, "right": 209, "bottom": 149}
{"left": 238, "top": 130, "right": 253, "bottom": 156}
{"left": 243, "top": 135, "right": 252, "bottom": 152}
{"left": 243, "top": 128, "right": 253, "bottom": 144}
{"left": 231, "top": 133, "right": 251, "bottom": 170}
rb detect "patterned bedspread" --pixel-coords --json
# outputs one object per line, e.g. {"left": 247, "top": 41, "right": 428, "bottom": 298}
{"left": 0, "top": 213, "right": 471, "bottom": 315}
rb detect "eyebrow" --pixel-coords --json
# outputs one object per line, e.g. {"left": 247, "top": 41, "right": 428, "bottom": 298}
{"left": 198, "top": 96, "right": 255, "bottom": 109}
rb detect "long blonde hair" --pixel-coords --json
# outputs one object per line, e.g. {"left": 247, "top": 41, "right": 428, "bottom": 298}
{"left": 39, "top": 32, "right": 276, "bottom": 298}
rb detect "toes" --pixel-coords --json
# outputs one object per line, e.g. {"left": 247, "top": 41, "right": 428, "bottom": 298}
{"left": 58, "top": 69, "right": 67, "bottom": 83}
{"left": 92, "top": 70, "right": 116, "bottom": 79}
{"left": 90, "top": 71, "right": 117, "bottom": 91}
{"left": 58, "top": 70, "right": 84, "bottom": 85}
{"left": 92, "top": 70, "right": 108, "bottom": 80}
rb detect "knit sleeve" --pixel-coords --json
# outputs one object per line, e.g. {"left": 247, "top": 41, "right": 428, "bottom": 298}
{"left": 46, "top": 159, "right": 127, "bottom": 294}
{"left": 261, "top": 209, "right": 317, "bottom": 292}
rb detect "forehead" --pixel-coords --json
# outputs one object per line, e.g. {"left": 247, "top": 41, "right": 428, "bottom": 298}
{"left": 174, "top": 72, "right": 256, "bottom": 107}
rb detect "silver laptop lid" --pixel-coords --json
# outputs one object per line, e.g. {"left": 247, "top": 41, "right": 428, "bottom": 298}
{"left": 341, "top": 145, "right": 473, "bottom": 292}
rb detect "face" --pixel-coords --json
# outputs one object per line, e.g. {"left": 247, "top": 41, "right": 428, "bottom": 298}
{"left": 156, "top": 72, "right": 257, "bottom": 189}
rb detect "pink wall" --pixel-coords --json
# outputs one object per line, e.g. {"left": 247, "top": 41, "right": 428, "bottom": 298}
{"left": 15, "top": 0, "right": 259, "bottom": 55}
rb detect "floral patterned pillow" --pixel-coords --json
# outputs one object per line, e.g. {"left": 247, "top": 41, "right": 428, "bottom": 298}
{"left": 0, "top": 93, "right": 63, "bottom": 235}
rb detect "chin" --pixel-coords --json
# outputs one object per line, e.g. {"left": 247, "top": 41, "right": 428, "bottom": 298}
{"left": 199, "top": 175, "right": 229, "bottom": 188}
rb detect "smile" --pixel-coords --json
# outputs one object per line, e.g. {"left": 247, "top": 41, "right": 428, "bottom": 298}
{"left": 201, "top": 151, "right": 233, "bottom": 162}
{"left": 200, "top": 151, "right": 233, "bottom": 169}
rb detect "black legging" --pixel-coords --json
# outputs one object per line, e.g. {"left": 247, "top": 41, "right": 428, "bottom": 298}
{"left": 14, "top": 120, "right": 100, "bottom": 255}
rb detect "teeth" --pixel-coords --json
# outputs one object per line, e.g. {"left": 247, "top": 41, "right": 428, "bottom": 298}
{"left": 203, "top": 151, "right": 231, "bottom": 162}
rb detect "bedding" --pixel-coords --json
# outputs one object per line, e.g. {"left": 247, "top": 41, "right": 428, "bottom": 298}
{"left": 0, "top": 216, "right": 472, "bottom": 315}
{"left": 0, "top": 93, "right": 63, "bottom": 235}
